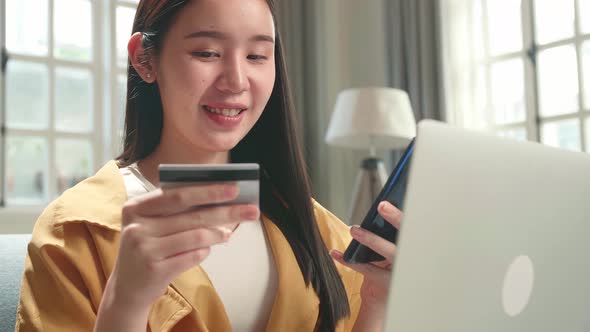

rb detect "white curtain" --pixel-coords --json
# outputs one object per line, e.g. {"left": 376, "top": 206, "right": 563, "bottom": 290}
{"left": 439, "top": 0, "right": 489, "bottom": 129}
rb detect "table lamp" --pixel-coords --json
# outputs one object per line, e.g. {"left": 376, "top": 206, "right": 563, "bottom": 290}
{"left": 325, "top": 87, "right": 416, "bottom": 225}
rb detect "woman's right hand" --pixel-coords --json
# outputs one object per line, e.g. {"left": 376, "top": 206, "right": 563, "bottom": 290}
{"left": 104, "top": 183, "right": 259, "bottom": 310}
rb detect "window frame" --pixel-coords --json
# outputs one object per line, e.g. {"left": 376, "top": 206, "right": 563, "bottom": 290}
{"left": 475, "top": 0, "right": 590, "bottom": 151}
{"left": 0, "top": 0, "right": 136, "bottom": 231}
{"left": 2, "top": 0, "right": 104, "bottom": 206}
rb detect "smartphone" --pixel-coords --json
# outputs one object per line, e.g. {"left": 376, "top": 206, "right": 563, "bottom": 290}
{"left": 158, "top": 163, "right": 260, "bottom": 206}
{"left": 343, "top": 138, "right": 415, "bottom": 264}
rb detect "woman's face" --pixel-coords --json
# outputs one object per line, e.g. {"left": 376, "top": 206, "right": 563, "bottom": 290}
{"left": 154, "top": 0, "right": 276, "bottom": 154}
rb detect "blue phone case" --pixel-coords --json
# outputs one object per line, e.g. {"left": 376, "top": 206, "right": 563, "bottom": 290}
{"left": 343, "top": 139, "right": 415, "bottom": 264}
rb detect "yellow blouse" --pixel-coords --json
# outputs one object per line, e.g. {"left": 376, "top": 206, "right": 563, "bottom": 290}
{"left": 15, "top": 161, "right": 363, "bottom": 331}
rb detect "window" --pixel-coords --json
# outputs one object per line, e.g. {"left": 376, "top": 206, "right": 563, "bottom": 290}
{"left": 114, "top": 0, "right": 139, "bottom": 151}
{"left": 0, "top": 0, "right": 138, "bottom": 208}
{"left": 441, "top": 0, "right": 590, "bottom": 152}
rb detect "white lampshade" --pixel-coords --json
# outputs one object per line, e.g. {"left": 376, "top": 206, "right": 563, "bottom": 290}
{"left": 325, "top": 87, "right": 416, "bottom": 150}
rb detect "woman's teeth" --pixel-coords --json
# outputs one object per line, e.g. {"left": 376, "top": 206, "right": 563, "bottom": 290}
{"left": 204, "top": 106, "right": 243, "bottom": 117}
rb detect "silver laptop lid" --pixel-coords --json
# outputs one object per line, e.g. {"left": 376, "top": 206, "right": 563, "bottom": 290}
{"left": 385, "top": 120, "right": 590, "bottom": 332}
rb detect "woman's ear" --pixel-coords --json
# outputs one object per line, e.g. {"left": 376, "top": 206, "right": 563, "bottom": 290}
{"left": 128, "top": 32, "right": 156, "bottom": 83}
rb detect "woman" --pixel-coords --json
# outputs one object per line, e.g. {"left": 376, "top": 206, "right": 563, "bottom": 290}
{"left": 16, "top": 0, "right": 401, "bottom": 331}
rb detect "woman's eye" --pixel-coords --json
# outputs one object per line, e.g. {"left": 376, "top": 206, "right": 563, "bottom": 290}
{"left": 192, "top": 51, "right": 219, "bottom": 58}
{"left": 247, "top": 54, "right": 267, "bottom": 61}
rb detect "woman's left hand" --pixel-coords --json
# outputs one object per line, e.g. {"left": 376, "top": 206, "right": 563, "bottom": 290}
{"left": 331, "top": 200, "right": 402, "bottom": 311}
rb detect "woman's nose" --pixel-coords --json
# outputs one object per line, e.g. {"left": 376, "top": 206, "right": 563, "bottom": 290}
{"left": 216, "top": 57, "right": 250, "bottom": 94}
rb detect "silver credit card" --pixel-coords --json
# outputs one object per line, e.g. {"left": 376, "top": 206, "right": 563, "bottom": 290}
{"left": 159, "top": 163, "right": 259, "bottom": 206}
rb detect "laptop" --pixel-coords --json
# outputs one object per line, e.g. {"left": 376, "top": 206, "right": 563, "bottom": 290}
{"left": 384, "top": 120, "right": 590, "bottom": 332}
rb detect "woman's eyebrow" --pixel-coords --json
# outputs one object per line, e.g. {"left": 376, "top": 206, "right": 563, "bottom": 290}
{"left": 184, "top": 30, "right": 275, "bottom": 44}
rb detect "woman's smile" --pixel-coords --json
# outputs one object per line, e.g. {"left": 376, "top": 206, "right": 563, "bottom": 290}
{"left": 202, "top": 102, "right": 248, "bottom": 129}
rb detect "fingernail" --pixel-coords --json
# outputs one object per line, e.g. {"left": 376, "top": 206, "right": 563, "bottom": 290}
{"left": 220, "top": 227, "right": 232, "bottom": 240}
{"left": 350, "top": 226, "right": 363, "bottom": 238}
{"left": 331, "top": 250, "right": 343, "bottom": 260}
{"left": 240, "top": 205, "right": 259, "bottom": 220}
{"left": 225, "top": 185, "right": 238, "bottom": 198}
{"left": 380, "top": 201, "right": 394, "bottom": 213}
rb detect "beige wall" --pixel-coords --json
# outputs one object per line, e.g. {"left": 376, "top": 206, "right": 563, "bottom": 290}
{"left": 312, "top": 0, "right": 393, "bottom": 222}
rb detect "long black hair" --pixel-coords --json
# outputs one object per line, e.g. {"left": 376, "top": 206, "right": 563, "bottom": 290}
{"left": 117, "top": 1, "right": 350, "bottom": 330}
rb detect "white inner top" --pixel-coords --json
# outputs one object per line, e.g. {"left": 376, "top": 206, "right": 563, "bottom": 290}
{"left": 120, "top": 164, "right": 277, "bottom": 331}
